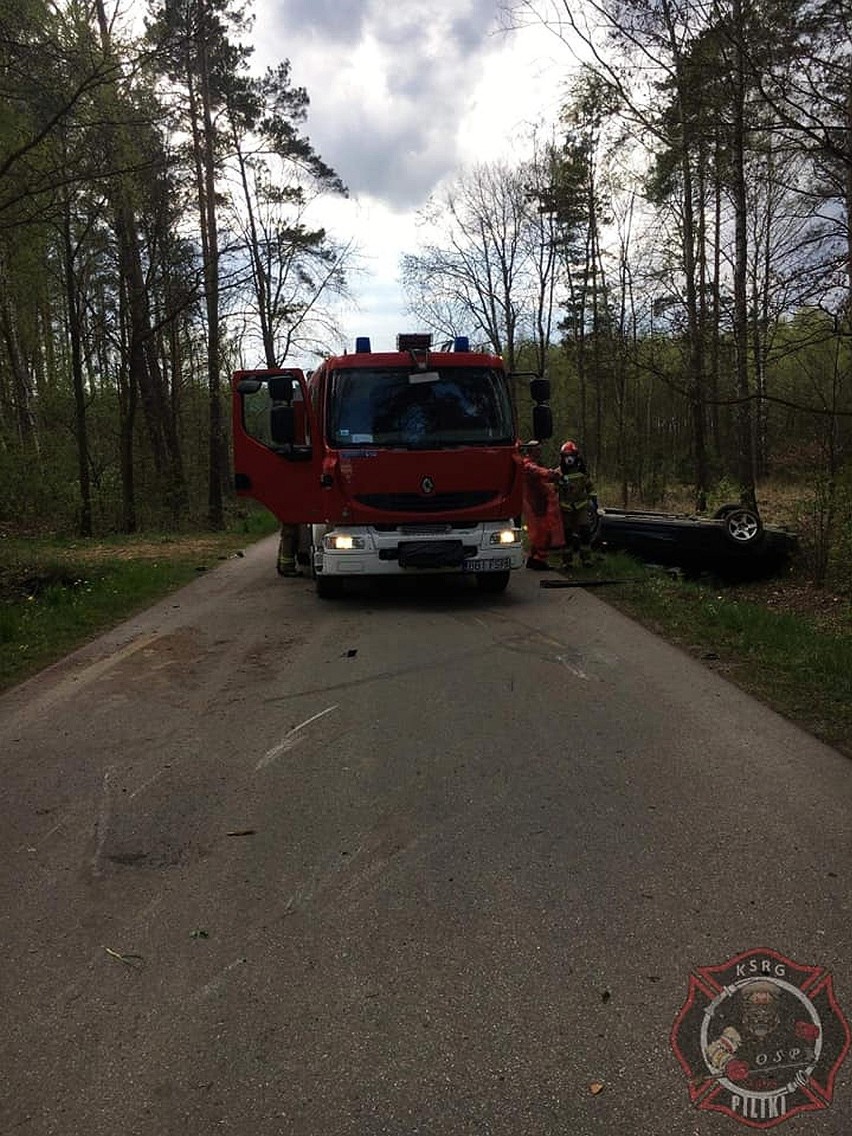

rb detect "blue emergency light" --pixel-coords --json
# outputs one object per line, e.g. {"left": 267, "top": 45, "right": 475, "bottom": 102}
{"left": 454, "top": 336, "right": 470, "bottom": 352}
{"left": 354, "top": 336, "right": 371, "bottom": 352}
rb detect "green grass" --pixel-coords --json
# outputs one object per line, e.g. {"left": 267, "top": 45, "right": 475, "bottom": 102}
{"left": 594, "top": 556, "right": 852, "bottom": 758}
{"left": 0, "top": 508, "right": 279, "bottom": 692}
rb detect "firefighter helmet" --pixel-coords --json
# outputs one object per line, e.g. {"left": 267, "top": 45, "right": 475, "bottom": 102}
{"left": 560, "top": 439, "right": 581, "bottom": 470}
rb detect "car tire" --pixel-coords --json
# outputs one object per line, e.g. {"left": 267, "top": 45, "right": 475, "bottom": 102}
{"left": 722, "top": 507, "right": 764, "bottom": 546}
{"left": 713, "top": 503, "right": 741, "bottom": 520}
{"left": 586, "top": 496, "right": 603, "bottom": 548}
{"left": 476, "top": 570, "right": 510, "bottom": 594}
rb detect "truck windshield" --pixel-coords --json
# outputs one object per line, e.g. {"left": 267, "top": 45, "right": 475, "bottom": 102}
{"left": 329, "top": 366, "right": 514, "bottom": 448}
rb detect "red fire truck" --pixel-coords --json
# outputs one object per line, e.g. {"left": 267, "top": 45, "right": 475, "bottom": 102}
{"left": 231, "top": 333, "right": 552, "bottom": 597}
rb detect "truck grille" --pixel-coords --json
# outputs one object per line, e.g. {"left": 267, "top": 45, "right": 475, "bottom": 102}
{"left": 372, "top": 523, "right": 478, "bottom": 534}
{"left": 355, "top": 491, "right": 495, "bottom": 512}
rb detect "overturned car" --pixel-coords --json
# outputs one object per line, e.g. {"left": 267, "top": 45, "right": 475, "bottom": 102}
{"left": 593, "top": 503, "right": 798, "bottom": 580}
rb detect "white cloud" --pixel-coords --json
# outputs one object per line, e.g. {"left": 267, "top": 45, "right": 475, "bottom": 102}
{"left": 252, "top": 0, "right": 571, "bottom": 359}
{"left": 254, "top": 0, "right": 529, "bottom": 208}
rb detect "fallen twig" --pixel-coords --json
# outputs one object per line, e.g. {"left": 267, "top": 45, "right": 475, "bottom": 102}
{"left": 540, "top": 578, "right": 643, "bottom": 588}
{"left": 104, "top": 946, "right": 144, "bottom": 968}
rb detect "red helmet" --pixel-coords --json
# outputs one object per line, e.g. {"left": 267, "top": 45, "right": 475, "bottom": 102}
{"left": 560, "top": 439, "right": 582, "bottom": 469}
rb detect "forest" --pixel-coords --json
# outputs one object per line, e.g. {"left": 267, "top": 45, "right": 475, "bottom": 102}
{"left": 1, "top": 0, "right": 850, "bottom": 591}
{"left": 0, "top": 0, "right": 350, "bottom": 539}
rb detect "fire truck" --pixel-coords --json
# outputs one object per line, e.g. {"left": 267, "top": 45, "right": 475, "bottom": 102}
{"left": 231, "top": 333, "right": 552, "bottom": 597}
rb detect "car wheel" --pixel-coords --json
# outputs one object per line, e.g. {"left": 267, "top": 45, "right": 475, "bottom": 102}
{"left": 476, "top": 570, "right": 510, "bottom": 594}
{"left": 713, "top": 503, "right": 741, "bottom": 520}
{"left": 723, "top": 507, "right": 763, "bottom": 546}
{"left": 587, "top": 497, "right": 603, "bottom": 548}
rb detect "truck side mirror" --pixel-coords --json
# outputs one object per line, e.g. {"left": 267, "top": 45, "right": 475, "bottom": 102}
{"left": 271, "top": 404, "right": 295, "bottom": 445}
{"left": 530, "top": 377, "right": 550, "bottom": 403}
{"left": 532, "top": 404, "right": 553, "bottom": 441}
{"left": 268, "top": 375, "right": 294, "bottom": 403}
{"left": 236, "top": 378, "right": 262, "bottom": 394}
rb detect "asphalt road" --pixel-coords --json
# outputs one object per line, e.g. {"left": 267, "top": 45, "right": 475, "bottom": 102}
{"left": 2, "top": 535, "right": 851, "bottom": 1135}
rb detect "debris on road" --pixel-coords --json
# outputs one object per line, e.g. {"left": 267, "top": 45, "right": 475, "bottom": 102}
{"left": 104, "top": 946, "right": 143, "bottom": 968}
{"left": 540, "top": 578, "right": 641, "bottom": 589}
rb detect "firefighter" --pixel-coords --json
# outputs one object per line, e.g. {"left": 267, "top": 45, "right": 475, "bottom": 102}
{"left": 276, "top": 523, "right": 299, "bottom": 577}
{"left": 556, "top": 440, "right": 594, "bottom": 569}
{"left": 521, "top": 441, "right": 562, "bottom": 569}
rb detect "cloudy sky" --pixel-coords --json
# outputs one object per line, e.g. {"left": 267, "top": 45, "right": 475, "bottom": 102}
{"left": 250, "top": 0, "right": 572, "bottom": 360}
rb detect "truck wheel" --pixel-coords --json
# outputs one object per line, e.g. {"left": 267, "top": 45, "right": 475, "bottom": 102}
{"left": 316, "top": 575, "right": 344, "bottom": 599}
{"left": 476, "top": 570, "right": 510, "bottom": 594}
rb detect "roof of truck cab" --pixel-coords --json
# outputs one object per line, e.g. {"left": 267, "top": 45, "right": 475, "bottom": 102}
{"left": 318, "top": 350, "right": 505, "bottom": 370}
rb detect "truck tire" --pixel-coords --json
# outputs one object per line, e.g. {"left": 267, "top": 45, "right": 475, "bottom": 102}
{"left": 316, "top": 575, "right": 345, "bottom": 599}
{"left": 476, "top": 570, "right": 510, "bottom": 594}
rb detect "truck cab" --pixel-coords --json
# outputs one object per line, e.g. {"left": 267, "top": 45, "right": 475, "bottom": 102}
{"left": 232, "top": 334, "right": 552, "bottom": 596}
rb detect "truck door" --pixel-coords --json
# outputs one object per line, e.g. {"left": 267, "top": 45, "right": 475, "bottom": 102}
{"left": 232, "top": 369, "right": 327, "bottom": 523}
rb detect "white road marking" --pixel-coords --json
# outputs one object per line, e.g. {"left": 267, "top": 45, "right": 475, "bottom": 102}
{"left": 255, "top": 704, "right": 340, "bottom": 771}
{"left": 127, "top": 768, "right": 168, "bottom": 801}
{"left": 91, "top": 769, "right": 113, "bottom": 878}
{"left": 194, "top": 956, "right": 247, "bottom": 1001}
{"left": 556, "top": 655, "right": 588, "bottom": 680}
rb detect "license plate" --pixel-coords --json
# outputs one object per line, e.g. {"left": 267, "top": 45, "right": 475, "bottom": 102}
{"left": 463, "top": 557, "right": 512, "bottom": 572}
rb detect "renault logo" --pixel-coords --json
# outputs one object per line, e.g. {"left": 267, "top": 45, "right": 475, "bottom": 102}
{"left": 420, "top": 475, "right": 435, "bottom": 495}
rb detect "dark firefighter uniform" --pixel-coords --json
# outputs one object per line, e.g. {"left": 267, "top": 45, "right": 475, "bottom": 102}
{"left": 277, "top": 524, "right": 298, "bottom": 577}
{"left": 556, "top": 440, "right": 594, "bottom": 569}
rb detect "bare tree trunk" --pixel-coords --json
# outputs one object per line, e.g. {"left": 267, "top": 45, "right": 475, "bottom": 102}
{"left": 750, "top": 147, "right": 773, "bottom": 478}
{"left": 93, "top": 0, "right": 186, "bottom": 524}
{"left": 661, "top": 0, "right": 708, "bottom": 512}
{"left": 710, "top": 138, "right": 723, "bottom": 458}
{"left": 232, "top": 140, "right": 276, "bottom": 367}
{"left": 0, "top": 247, "right": 39, "bottom": 454}
{"left": 844, "top": 70, "right": 852, "bottom": 326}
{"left": 61, "top": 197, "right": 93, "bottom": 536}
{"left": 681, "top": 142, "right": 709, "bottom": 512}
{"left": 731, "top": 0, "right": 758, "bottom": 511}
{"left": 194, "top": 0, "right": 225, "bottom": 529}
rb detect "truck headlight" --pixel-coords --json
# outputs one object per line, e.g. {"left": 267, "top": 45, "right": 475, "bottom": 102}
{"left": 490, "top": 528, "right": 521, "bottom": 546}
{"left": 323, "top": 533, "right": 366, "bottom": 551}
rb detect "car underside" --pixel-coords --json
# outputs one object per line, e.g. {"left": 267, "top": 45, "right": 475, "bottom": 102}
{"left": 594, "top": 503, "right": 798, "bottom": 580}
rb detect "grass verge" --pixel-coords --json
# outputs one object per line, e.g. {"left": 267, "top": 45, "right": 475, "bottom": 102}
{"left": 578, "top": 552, "right": 852, "bottom": 759}
{"left": 0, "top": 509, "right": 278, "bottom": 693}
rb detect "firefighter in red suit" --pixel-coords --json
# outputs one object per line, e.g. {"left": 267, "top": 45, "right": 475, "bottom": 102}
{"left": 521, "top": 441, "right": 563, "bottom": 570}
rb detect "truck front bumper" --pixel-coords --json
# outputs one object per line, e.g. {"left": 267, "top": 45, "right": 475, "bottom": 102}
{"left": 314, "top": 523, "right": 523, "bottom": 577}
